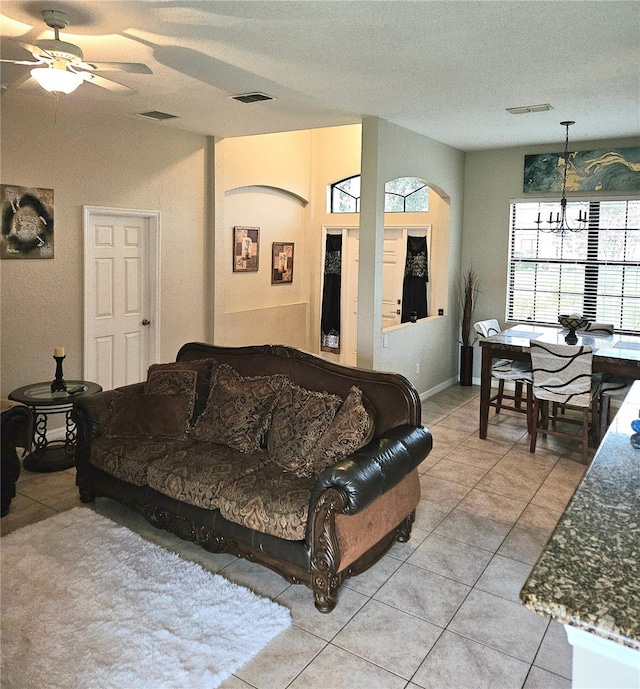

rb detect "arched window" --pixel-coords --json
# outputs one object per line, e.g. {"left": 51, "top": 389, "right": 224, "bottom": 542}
{"left": 330, "top": 175, "right": 360, "bottom": 213}
{"left": 384, "top": 177, "right": 429, "bottom": 212}
{"left": 329, "top": 175, "right": 429, "bottom": 213}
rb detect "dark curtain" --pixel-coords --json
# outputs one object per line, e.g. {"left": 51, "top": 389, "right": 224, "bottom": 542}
{"left": 401, "top": 235, "right": 429, "bottom": 322}
{"left": 321, "top": 234, "right": 342, "bottom": 353}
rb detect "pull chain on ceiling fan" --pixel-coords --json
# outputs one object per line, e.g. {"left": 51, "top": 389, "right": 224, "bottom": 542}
{"left": 1, "top": 9, "right": 152, "bottom": 95}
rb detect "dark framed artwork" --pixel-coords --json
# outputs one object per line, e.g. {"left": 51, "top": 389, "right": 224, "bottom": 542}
{"left": 1, "top": 185, "right": 54, "bottom": 259}
{"left": 233, "top": 226, "right": 259, "bottom": 272}
{"left": 271, "top": 242, "right": 294, "bottom": 284}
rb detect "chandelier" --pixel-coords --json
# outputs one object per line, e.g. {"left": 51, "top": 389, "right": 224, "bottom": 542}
{"left": 536, "top": 121, "right": 587, "bottom": 233}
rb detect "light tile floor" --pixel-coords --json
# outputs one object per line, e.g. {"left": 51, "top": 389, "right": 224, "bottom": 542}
{"left": 2, "top": 384, "right": 595, "bottom": 689}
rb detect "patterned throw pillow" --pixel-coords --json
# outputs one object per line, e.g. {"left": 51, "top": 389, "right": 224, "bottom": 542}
{"left": 147, "top": 358, "right": 216, "bottom": 421}
{"left": 145, "top": 369, "right": 198, "bottom": 424}
{"left": 304, "top": 385, "right": 375, "bottom": 477}
{"left": 105, "top": 393, "right": 193, "bottom": 440}
{"left": 267, "top": 382, "right": 342, "bottom": 474}
{"left": 190, "top": 364, "right": 288, "bottom": 453}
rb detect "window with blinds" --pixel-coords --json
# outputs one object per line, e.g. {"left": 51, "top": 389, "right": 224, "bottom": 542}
{"left": 507, "top": 198, "right": 640, "bottom": 332}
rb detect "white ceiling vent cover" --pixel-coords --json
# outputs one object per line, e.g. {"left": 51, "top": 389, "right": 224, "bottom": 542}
{"left": 506, "top": 104, "right": 553, "bottom": 115}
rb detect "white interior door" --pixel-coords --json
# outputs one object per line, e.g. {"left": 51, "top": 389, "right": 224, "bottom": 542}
{"left": 344, "top": 230, "right": 360, "bottom": 366}
{"left": 84, "top": 207, "right": 160, "bottom": 390}
{"left": 342, "top": 228, "right": 406, "bottom": 365}
{"left": 382, "top": 229, "right": 405, "bottom": 329}
{"left": 336, "top": 226, "right": 430, "bottom": 366}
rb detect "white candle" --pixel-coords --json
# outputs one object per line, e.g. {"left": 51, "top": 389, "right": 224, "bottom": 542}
{"left": 54, "top": 347, "right": 65, "bottom": 357}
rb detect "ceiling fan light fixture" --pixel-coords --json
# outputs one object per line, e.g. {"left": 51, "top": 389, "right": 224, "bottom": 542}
{"left": 30, "top": 65, "right": 83, "bottom": 94}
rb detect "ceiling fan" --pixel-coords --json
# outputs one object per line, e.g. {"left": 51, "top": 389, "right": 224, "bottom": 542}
{"left": 1, "top": 9, "right": 152, "bottom": 95}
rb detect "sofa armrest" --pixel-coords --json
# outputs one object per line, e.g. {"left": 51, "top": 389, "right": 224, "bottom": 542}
{"left": 72, "top": 381, "right": 144, "bottom": 439}
{"left": 310, "top": 424, "right": 432, "bottom": 516}
{"left": 114, "top": 382, "right": 146, "bottom": 395}
{"left": 72, "top": 391, "right": 119, "bottom": 439}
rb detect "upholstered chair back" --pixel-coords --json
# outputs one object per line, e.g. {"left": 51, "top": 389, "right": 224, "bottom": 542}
{"left": 581, "top": 322, "right": 614, "bottom": 335}
{"left": 473, "top": 319, "right": 501, "bottom": 338}
{"left": 530, "top": 342, "right": 594, "bottom": 407}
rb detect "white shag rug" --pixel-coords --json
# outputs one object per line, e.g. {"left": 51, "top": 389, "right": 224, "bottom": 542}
{"left": 1, "top": 507, "right": 291, "bottom": 689}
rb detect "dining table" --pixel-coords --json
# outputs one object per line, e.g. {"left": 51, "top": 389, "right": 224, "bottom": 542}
{"left": 479, "top": 324, "right": 640, "bottom": 439}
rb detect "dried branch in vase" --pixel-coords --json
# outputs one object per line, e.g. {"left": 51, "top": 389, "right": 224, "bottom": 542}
{"left": 459, "top": 268, "right": 480, "bottom": 347}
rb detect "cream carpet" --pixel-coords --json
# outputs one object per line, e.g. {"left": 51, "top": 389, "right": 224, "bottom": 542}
{"left": 1, "top": 507, "right": 291, "bottom": 688}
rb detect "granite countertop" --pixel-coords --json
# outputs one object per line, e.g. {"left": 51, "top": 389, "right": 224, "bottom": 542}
{"left": 520, "top": 381, "right": 640, "bottom": 651}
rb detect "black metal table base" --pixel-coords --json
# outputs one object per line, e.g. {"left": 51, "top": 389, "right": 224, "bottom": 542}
{"left": 8, "top": 379, "right": 102, "bottom": 474}
{"left": 23, "top": 445, "right": 75, "bottom": 472}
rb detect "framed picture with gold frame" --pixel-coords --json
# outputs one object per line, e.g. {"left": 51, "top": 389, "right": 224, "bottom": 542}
{"left": 233, "top": 226, "right": 259, "bottom": 272}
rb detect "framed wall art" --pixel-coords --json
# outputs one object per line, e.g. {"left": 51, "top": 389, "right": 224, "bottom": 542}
{"left": 523, "top": 146, "right": 640, "bottom": 193}
{"left": 233, "top": 226, "right": 259, "bottom": 272}
{"left": 1, "top": 184, "right": 54, "bottom": 259}
{"left": 271, "top": 242, "right": 294, "bottom": 284}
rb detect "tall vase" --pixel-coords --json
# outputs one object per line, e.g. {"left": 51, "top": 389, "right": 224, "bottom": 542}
{"left": 460, "top": 345, "right": 473, "bottom": 386}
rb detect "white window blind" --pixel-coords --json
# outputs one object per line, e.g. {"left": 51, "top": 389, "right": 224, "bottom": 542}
{"left": 507, "top": 199, "right": 640, "bottom": 332}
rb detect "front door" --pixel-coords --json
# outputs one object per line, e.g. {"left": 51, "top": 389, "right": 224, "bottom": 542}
{"left": 381, "top": 229, "right": 405, "bottom": 329}
{"left": 83, "top": 207, "right": 160, "bottom": 390}
{"left": 342, "top": 228, "right": 406, "bottom": 366}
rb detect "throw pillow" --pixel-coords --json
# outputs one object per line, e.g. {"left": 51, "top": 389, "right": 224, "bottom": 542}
{"left": 145, "top": 369, "right": 198, "bottom": 424}
{"left": 190, "top": 364, "right": 288, "bottom": 453}
{"left": 267, "top": 382, "right": 343, "bottom": 474}
{"left": 146, "top": 358, "right": 217, "bottom": 421}
{"left": 105, "top": 392, "right": 193, "bottom": 439}
{"left": 304, "top": 385, "right": 375, "bottom": 477}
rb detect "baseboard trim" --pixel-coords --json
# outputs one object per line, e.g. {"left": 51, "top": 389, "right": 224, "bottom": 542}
{"left": 420, "top": 377, "right": 458, "bottom": 400}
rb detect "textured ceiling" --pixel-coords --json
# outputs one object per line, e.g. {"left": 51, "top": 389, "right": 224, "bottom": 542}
{"left": 1, "top": 0, "right": 639, "bottom": 151}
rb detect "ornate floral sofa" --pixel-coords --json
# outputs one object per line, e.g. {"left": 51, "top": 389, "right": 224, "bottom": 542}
{"left": 72, "top": 342, "right": 432, "bottom": 612}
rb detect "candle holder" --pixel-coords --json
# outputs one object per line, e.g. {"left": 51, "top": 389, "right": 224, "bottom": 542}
{"left": 51, "top": 355, "right": 67, "bottom": 392}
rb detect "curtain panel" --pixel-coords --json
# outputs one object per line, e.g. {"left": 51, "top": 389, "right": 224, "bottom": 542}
{"left": 401, "top": 235, "right": 428, "bottom": 322}
{"left": 321, "top": 234, "right": 342, "bottom": 353}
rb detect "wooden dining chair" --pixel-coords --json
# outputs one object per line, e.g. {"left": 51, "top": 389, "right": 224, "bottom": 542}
{"left": 474, "top": 319, "right": 534, "bottom": 433}
{"left": 576, "top": 323, "right": 634, "bottom": 437}
{"left": 529, "top": 342, "right": 599, "bottom": 464}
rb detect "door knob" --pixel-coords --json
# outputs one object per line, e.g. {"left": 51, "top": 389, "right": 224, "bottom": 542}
{"left": 141, "top": 319, "right": 150, "bottom": 326}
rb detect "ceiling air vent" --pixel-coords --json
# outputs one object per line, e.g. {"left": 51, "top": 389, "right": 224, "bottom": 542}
{"left": 136, "top": 111, "right": 180, "bottom": 121}
{"left": 506, "top": 103, "right": 553, "bottom": 115}
{"left": 230, "top": 92, "right": 275, "bottom": 104}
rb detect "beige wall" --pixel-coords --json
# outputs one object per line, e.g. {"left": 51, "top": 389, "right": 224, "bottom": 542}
{"left": 0, "top": 95, "right": 208, "bottom": 396}
{"left": 462, "top": 134, "right": 640, "bottom": 381}
{"left": 1, "top": 100, "right": 467, "bottom": 401}
{"left": 214, "top": 125, "right": 362, "bottom": 353}
{"left": 214, "top": 122, "right": 463, "bottom": 397}
{"left": 359, "top": 118, "right": 465, "bottom": 394}
{"left": 213, "top": 130, "right": 313, "bottom": 349}
{"left": 308, "top": 124, "right": 363, "bottom": 352}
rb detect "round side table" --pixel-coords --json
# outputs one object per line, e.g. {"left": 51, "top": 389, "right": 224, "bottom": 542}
{"left": 8, "top": 380, "right": 102, "bottom": 472}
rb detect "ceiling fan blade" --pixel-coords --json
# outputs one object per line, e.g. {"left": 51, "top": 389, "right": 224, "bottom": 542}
{"left": 18, "top": 42, "right": 51, "bottom": 61}
{"left": 0, "top": 59, "right": 43, "bottom": 66}
{"left": 80, "top": 71, "right": 134, "bottom": 93}
{"left": 78, "top": 61, "right": 152, "bottom": 74}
